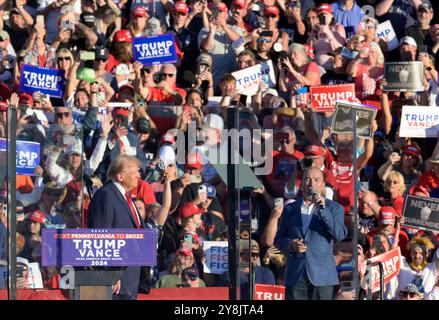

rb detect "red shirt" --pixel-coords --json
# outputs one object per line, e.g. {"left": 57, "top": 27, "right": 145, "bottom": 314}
{"left": 130, "top": 180, "right": 157, "bottom": 206}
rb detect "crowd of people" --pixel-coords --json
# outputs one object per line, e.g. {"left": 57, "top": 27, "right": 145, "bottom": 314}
{"left": 0, "top": 0, "right": 438, "bottom": 300}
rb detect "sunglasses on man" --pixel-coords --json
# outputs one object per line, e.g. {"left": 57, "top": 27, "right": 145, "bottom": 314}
{"left": 55, "top": 112, "right": 71, "bottom": 119}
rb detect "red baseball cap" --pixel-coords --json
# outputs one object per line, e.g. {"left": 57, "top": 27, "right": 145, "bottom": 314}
{"left": 132, "top": 6, "right": 148, "bottom": 18}
{"left": 409, "top": 185, "right": 429, "bottom": 197}
{"left": 264, "top": 5, "right": 279, "bottom": 16}
{"left": 304, "top": 145, "right": 325, "bottom": 157}
{"left": 113, "top": 29, "right": 132, "bottom": 43}
{"left": 174, "top": 1, "right": 189, "bottom": 14}
{"left": 317, "top": 3, "right": 332, "bottom": 15}
{"left": 402, "top": 144, "right": 420, "bottom": 157}
{"left": 160, "top": 132, "right": 176, "bottom": 145}
{"left": 231, "top": 0, "right": 246, "bottom": 9}
{"left": 27, "top": 210, "right": 46, "bottom": 224}
{"left": 304, "top": 44, "right": 314, "bottom": 58}
{"left": 379, "top": 206, "right": 396, "bottom": 226}
{"left": 177, "top": 247, "right": 193, "bottom": 257}
{"left": 0, "top": 101, "right": 8, "bottom": 112}
{"left": 179, "top": 201, "right": 205, "bottom": 219}
{"left": 112, "top": 107, "right": 130, "bottom": 117}
{"left": 185, "top": 151, "right": 203, "bottom": 170}
{"left": 18, "top": 93, "right": 33, "bottom": 107}
{"left": 0, "top": 83, "right": 11, "bottom": 101}
{"left": 209, "top": 2, "right": 228, "bottom": 13}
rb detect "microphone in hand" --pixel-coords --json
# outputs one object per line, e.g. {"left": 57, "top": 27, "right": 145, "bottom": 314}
{"left": 310, "top": 189, "right": 325, "bottom": 210}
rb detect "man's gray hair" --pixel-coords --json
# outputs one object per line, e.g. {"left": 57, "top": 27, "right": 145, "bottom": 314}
{"left": 161, "top": 63, "right": 177, "bottom": 74}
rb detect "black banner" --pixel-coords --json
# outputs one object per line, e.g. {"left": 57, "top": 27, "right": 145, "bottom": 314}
{"left": 383, "top": 61, "right": 424, "bottom": 92}
{"left": 402, "top": 195, "right": 439, "bottom": 232}
{"left": 331, "top": 101, "right": 377, "bottom": 139}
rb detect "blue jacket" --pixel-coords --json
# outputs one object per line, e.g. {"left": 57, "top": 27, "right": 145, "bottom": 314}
{"left": 274, "top": 198, "right": 347, "bottom": 288}
{"left": 88, "top": 182, "right": 146, "bottom": 300}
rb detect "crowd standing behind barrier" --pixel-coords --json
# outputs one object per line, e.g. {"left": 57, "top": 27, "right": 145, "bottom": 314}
{"left": 0, "top": 0, "right": 438, "bottom": 300}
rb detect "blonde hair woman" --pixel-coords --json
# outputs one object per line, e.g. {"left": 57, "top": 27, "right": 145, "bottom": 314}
{"left": 384, "top": 170, "right": 406, "bottom": 217}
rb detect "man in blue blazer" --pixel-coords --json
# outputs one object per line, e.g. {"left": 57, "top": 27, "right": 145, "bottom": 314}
{"left": 275, "top": 167, "right": 347, "bottom": 300}
{"left": 88, "top": 154, "right": 146, "bottom": 300}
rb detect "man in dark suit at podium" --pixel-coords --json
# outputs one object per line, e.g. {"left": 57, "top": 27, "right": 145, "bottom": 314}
{"left": 88, "top": 154, "right": 145, "bottom": 300}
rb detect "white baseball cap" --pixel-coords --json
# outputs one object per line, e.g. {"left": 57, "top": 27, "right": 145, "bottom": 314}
{"left": 202, "top": 114, "right": 224, "bottom": 130}
{"left": 400, "top": 36, "right": 417, "bottom": 48}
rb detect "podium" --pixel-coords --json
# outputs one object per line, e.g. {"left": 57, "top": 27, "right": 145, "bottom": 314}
{"left": 72, "top": 269, "right": 125, "bottom": 300}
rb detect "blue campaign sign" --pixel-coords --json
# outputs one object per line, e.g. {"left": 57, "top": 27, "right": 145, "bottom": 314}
{"left": 19, "top": 64, "right": 65, "bottom": 98}
{"left": 132, "top": 34, "right": 177, "bottom": 66}
{"left": 0, "top": 139, "right": 40, "bottom": 176}
{"left": 41, "top": 229, "right": 157, "bottom": 267}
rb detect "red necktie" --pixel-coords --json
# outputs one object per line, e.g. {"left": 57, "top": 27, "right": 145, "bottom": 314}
{"left": 125, "top": 191, "right": 141, "bottom": 229}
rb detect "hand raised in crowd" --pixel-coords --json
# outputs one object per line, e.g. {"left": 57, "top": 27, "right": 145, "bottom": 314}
{"left": 263, "top": 245, "right": 281, "bottom": 264}
{"left": 57, "top": 28, "right": 71, "bottom": 43}
{"left": 388, "top": 152, "right": 401, "bottom": 165}
{"left": 290, "top": 239, "right": 307, "bottom": 253}
{"left": 180, "top": 172, "right": 193, "bottom": 188}
{"left": 192, "top": 0, "right": 204, "bottom": 15}
{"left": 133, "top": 61, "right": 143, "bottom": 78}
{"left": 7, "top": 92, "right": 19, "bottom": 109}
{"left": 16, "top": 277, "right": 29, "bottom": 289}
{"left": 15, "top": 0, "right": 27, "bottom": 8}
{"left": 163, "top": 164, "right": 177, "bottom": 182}
{"left": 209, "top": 20, "right": 218, "bottom": 33}
{"left": 115, "top": 125, "right": 128, "bottom": 139}
{"left": 101, "top": 113, "right": 113, "bottom": 138}
{"left": 34, "top": 165, "right": 44, "bottom": 178}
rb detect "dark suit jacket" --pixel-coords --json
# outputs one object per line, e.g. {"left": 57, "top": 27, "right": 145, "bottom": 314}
{"left": 88, "top": 182, "right": 146, "bottom": 300}
{"left": 274, "top": 198, "right": 347, "bottom": 288}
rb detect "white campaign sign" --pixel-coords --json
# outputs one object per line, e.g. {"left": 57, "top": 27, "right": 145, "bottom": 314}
{"left": 203, "top": 241, "right": 228, "bottom": 274}
{"left": 377, "top": 20, "right": 398, "bottom": 51}
{"left": 400, "top": 106, "right": 439, "bottom": 138}
{"left": 232, "top": 60, "right": 276, "bottom": 96}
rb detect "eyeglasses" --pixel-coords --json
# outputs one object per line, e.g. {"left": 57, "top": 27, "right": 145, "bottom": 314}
{"left": 258, "top": 38, "right": 271, "bottom": 43}
{"left": 175, "top": 12, "right": 187, "bottom": 16}
{"left": 96, "top": 58, "right": 107, "bottom": 63}
{"left": 55, "top": 112, "right": 71, "bottom": 119}
{"left": 57, "top": 56, "right": 71, "bottom": 62}
{"left": 265, "top": 14, "right": 277, "bottom": 19}
{"left": 183, "top": 273, "right": 198, "bottom": 281}
{"left": 44, "top": 190, "right": 63, "bottom": 197}
{"left": 251, "top": 252, "right": 259, "bottom": 258}
{"left": 280, "top": 139, "right": 293, "bottom": 145}
{"left": 142, "top": 68, "right": 152, "bottom": 74}
{"left": 365, "top": 25, "right": 375, "bottom": 30}
{"left": 400, "top": 291, "right": 417, "bottom": 298}
{"left": 162, "top": 73, "right": 175, "bottom": 78}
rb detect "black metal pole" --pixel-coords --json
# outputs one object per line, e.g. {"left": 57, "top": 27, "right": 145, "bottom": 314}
{"left": 7, "top": 107, "right": 17, "bottom": 300}
{"left": 227, "top": 106, "right": 238, "bottom": 300}
{"left": 352, "top": 108, "right": 359, "bottom": 300}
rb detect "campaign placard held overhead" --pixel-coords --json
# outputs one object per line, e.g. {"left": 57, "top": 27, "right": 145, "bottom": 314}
{"left": 402, "top": 195, "right": 439, "bottom": 232}
{"left": 203, "top": 241, "right": 228, "bottom": 274}
{"left": 310, "top": 84, "right": 355, "bottom": 112}
{"left": 399, "top": 106, "right": 439, "bottom": 138}
{"left": 0, "top": 139, "right": 40, "bottom": 176}
{"left": 232, "top": 61, "right": 276, "bottom": 96}
{"left": 383, "top": 62, "right": 424, "bottom": 92}
{"left": 331, "top": 101, "right": 377, "bottom": 139}
{"left": 360, "top": 248, "right": 401, "bottom": 293}
{"left": 19, "top": 64, "right": 65, "bottom": 98}
{"left": 376, "top": 20, "right": 399, "bottom": 51}
{"left": 132, "top": 34, "right": 177, "bottom": 65}
{"left": 41, "top": 229, "right": 157, "bottom": 267}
